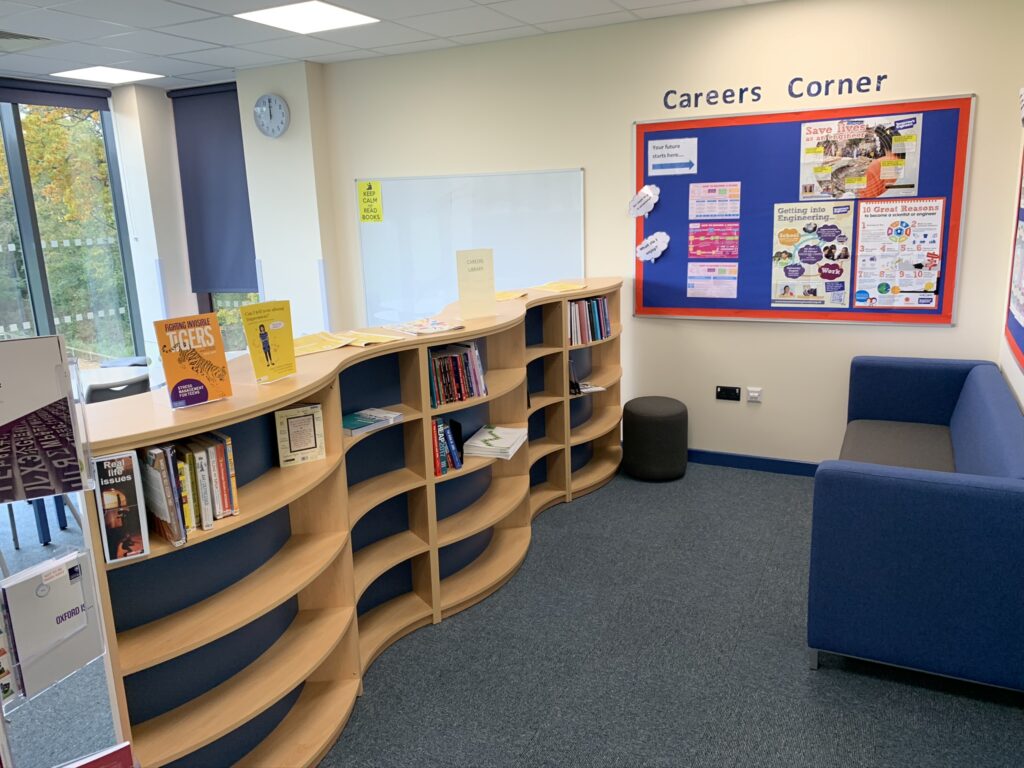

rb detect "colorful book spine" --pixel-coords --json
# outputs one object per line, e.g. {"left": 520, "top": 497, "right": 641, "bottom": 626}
{"left": 432, "top": 420, "right": 442, "bottom": 477}
{"left": 443, "top": 424, "right": 462, "bottom": 470}
{"left": 212, "top": 431, "right": 240, "bottom": 515}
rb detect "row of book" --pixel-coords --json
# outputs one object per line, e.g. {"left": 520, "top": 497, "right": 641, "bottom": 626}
{"left": 429, "top": 341, "right": 488, "bottom": 408}
{"left": 568, "top": 296, "right": 612, "bottom": 346}
{"left": 431, "top": 417, "right": 464, "bottom": 476}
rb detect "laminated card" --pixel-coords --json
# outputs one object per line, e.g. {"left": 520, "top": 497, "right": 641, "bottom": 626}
{"left": 155, "top": 313, "right": 232, "bottom": 409}
{"left": 456, "top": 248, "right": 496, "bottom": 319}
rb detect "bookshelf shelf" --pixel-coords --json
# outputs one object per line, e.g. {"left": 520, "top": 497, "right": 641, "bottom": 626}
{"left": 358, "top": 592, "right": 433, "bottom": 673}
{"left": 437, "top": 476, "right": 529, "bottom": 546}
{"left": 235, "top": 678, "right": 360, "bottom": 768}
{"left": 132, "top": 606, "right": 354, "bottom": 768}
{"left": 569, "top": 407, "right": 622, "bottom": 446}
{"left": 440, "top": 527, "right": 531, "bottom": 618}
{"left": 433, "top": 453, "right": 495, "bottom": 483}
{"left": 348, "top": 467, "right": 424, "bottom": 527}
{"left": 353, "top": 530, "right": 430, "bottom": 599}
{"left": 571, "top": 445, "right": 623, "bottom": 498}
{"left": 430, "top": 366, "right": 525, "bottom": 415}
{"left": 82, "top": 278, "right": 621, "bottom": 766}
{"left": 118, "top": 531, "right": 348, "bottom": 675}
{"left": 343, "top": 403, "right": 422, "bottom": 453}
{"left": 108, "top": 451, "right": 346, "bottom": 569}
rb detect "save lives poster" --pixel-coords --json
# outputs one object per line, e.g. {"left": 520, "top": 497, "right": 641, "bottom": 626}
{"left": 771, "top": 203, "right": 853, "bottom": 307}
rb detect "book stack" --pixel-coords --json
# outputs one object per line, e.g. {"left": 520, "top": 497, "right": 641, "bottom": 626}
{"left": 431, "top": 417, "right": 463, "bottom": 476}
{"left": 429, "top": 341, "right": 488, "bottom": 408}
{"left": 343, "top": 407, "right": 404, "bottom": 437}
{"left": 139, "top": 432, "right": 240, "bottom": 548}
{"left": 568, "top": 296, "right": 612, "bottom": 345}
{"left": 463, "top": 425, "right": 527, "bottom": 461}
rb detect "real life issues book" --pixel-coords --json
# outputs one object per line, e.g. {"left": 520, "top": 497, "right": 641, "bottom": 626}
{"left": 239, "top": 300, "right": 297, "bottom": 384}
{"left": 57, "top": 741, "right": 133, "bottom": 768}
{"left": 92, "top": 451, "right": 149, "bottom": 565}
{"left": 154, "top": 313, "right": 232, "bottom": 409}
{"left": 0, "top": 336, "right": 84, "bottom": 504}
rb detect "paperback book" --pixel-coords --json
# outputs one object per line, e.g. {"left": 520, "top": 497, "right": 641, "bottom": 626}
{"left": 386, "top": 318, "right": 465, "bottom": 335}
{"left": 463, "top": 425, "right": 527, "bottom": 460}
{"left": 154, "top": 313, "right": 232, "bottom": 409}
{"left": 276, "top": 404, "right": 326, "bottom": 466}
{"left": 343, "top": 408, "right": 404, "bottom": 437}
{"left": 240, "top": 300, "right": 297, "bottom": 383}
{"left": 93, "top": 452, "right": 149, "bottom": 564}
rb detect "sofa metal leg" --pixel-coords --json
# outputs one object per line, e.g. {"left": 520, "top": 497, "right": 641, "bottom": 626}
{"left": 808, "top": 649, "right": 819, "bottom": 670}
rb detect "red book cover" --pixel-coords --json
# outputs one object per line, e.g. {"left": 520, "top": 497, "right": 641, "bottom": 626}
{"left": 431, "top": 419, "right": 442, "bottom": 476}
{"left": 61, "top": 742, "right": 133, "bottom": 768}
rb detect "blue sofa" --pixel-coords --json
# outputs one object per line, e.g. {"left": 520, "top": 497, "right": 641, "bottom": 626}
{"left": 807, "top": 356, "right": 1024, "bottom": 690}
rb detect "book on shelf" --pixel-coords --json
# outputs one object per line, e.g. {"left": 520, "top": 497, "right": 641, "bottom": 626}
{"left": 275, "top": 403, "right": 326, "bottom": 466}
{"left": 140, "top": 447, "right": 186, "bottom": 548}
{"left": 343, "top": 407, "right": 404, "bottom": 437}
{"left": 428, "top": 341, "right": 487, "bottom": 408}
{"left": 59, "top": 742, "right": 133, "bottom": 768}
{"left": 568, "top": 296, "right": 612, "bottom": 346}
{"left": 579, "top": 382, "right": 606, "bottom": 394}
{"left": 186, "top": 441, "right": 215, "bottom": 531}
{"left": 568, "top": 360, "right": 581, "bottom": 396}
{"left": 209, "top": 431, "right": 240, "bottom": 516}
{"left": 240, "top": 300, "right": 297, "bottom": 383}
{"left": 463, "top": 425, "right": 527, "bottom": 460}
{"left": 92, "top": 452, "right": 149, "bottom": 564}
{"left": 154, "top": 312, "right": 232, "bottom": 409}
{"left": 431, "top": 417, "right": 464, "bottom": 476}
{"left": 386, "top": 318, "right": 465, "bottom": 335}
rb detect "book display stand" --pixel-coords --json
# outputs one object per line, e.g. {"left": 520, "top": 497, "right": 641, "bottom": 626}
{"left": 81, "top": 279, "right": 622, "bottom": 767}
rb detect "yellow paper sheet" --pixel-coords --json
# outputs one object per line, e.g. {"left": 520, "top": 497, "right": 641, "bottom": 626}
{"left": 346, "top": 331, "right": 404, "bottom": 347}
{"left": 293, "top": 332, "right": 356, "bottom": 357}
{"left": 495, "top": 290, "right": 528, "bottom": 301}
{"left": 535, "top": 280, "right": 587, "bottom": 293}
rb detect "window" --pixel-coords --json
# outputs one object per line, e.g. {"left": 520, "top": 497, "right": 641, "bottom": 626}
{"left": 0, "top": 84, "right": 141, "bottom": 364}
{"left": 209, "top": 291, "right": 260, "bottom": 352}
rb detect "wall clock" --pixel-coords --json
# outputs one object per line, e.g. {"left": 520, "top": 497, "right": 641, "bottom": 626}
{"left": 253, "top": 93, "right": 289, "bottom": 138}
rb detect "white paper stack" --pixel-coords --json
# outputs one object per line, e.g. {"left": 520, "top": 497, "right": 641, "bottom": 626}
{"left": 463, "top": 425, "right": 527, "bottom": 461}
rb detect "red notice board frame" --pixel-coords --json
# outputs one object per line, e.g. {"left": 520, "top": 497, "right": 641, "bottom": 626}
{"left": 634, "top": 96, "right": 974, "bottom": 324}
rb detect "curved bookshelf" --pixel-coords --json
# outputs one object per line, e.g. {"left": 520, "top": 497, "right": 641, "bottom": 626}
{"left": 110, "top": 452, "right": 346, "bottom": 568}
{"left": 527, "top": 393, "right": 562, "bottom": 416}
{"left": 235, "top": 678, "right": 360, "bottom": 768}
{"left": 437, "top": 476, "right": 529, "bottom": 546}
{"left": 434, "top": 454, "right": 495, "bottom": 484}
{"left": 343, "top": 403, "right": 422, "bottom": 453}
{"left": 358, "top": 592, "right": 433, "bottom": 673}
{"left": 571, "top": 445, "right": 623, "bottom": 497}
{"left": 118, "top": 531, "right": 348, "bottom": 675}
{"left": 440, "top": 527, "right": 531, "bottom": 618}
{"left": 527, "top": 437, "right": 563, "bottom": 466}
{"left": 525, "top": 344, "right": 561, "bottom": 363}
{"left": 430, "top": 366, "right": 525, "bottom": 416}
{"left": 570, "top": 365, "right": 623, "bottom": 399}
{"left": 569, "top": 407, "right": 622, "bottom": 446}
{"left": 530, "top": 483, "right": 565, "bottom": 518}
{"left": 353, "top": 530, "right": 430, "bottom": 599}
{"left": 349, "top": 468, "right": 424, "bottom": 527}
{"left": 132, "top": 606, "right": 354, "bottom": 768}
{"left": 568, "top": 323, "right": 622, "bottom": 350}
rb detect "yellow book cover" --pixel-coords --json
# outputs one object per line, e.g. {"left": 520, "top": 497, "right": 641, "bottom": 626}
{"left": 154, "top": 313, "right": 232, "bottom": 408}
{"left": 239, "top": 301, "right": 297, "bottom": 383}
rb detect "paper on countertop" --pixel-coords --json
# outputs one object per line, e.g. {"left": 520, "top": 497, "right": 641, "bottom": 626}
{"left": 636, "top": 231, "right": 670, "bottom": 263}
{"left": 535, "top": 280, "right": 587, "bottom": 293}
{"left": 495, "top": 290, "right": 528, "bottom": 301}
{"left": 294, "top": 331, "right": 357, "bottom": 356}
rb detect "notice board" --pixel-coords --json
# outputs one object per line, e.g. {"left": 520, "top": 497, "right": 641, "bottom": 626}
{"left": 1006, "top": 150, "right": 1024, "bottom": 368}
{"left": 634, "top": 96, "right": 973, "bottom": 324}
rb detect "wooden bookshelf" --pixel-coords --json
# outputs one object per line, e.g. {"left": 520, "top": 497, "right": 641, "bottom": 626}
{"left": 82, "top": 278, "right": 621, "bottom": 767}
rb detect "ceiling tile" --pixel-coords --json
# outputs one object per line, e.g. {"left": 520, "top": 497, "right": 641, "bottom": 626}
{"left": 55, "top": 0, "right": 215, "bottom": 27}
{"left": 172, "top": 46, "right": 288, "bottom": 68}
{"left": 0, "top": 8, "right": 131, "bottom": 41}
{"left": 307, "top": 49, "right": 380, "bottom": 63}
{"left": 94, "top": 29, "right": 217, "bottom": 55}
{"left": 486, "top": 0, "right": 622, "bottom": 24}
{"left": 632, "top": 0, "right": 745, "bottom": 17}
{"left": 331, "top": 0, "right": 476, "bottom": 20}
{"left": 313, "top": 20, "right": 432, "bottom": 48}
{"left": 237, "top": 35, "right": 354, "bottom": 59}
{"left": 372, "top": 38, "right": 456, "bottom": 55}
{"left": 167, "top": 0, "right": 305, "bottom": 13}
{"left": 179, "top": 66, "right": 236, "bottom": 83}
{"left": 145, "top": 76, "right": 194, "bottom": 89}
{"left": 3, "top": 0, "right": 66, "bottom": 7}
{"left": 612, "top": 0, "right": 693, "bottom": 7}
{"left": 451, "top": 26, "right": 537, "bottom": 45}
{"left": 158, "top": 16, "right": 292, "bottom": 46}
{"left": 0, "top": 2, "right": 36, "bottom": 18}
{"left": 401, "top": 6, "right": 521, "bottom": 36}
{"left": 19, "top": 40, "right": 137, "bottom": 64}
{"left": 538, "top": 10, "right": 636, "bottom": 31}
{"left": 0, "top": 51, "right": 86, "bottom": 74}
{"left": 113, "top": 54, "right": 218, "bottom": 76}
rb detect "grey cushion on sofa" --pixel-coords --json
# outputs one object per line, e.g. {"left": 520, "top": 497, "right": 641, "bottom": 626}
{"left": 840, "top": 420, "right": 954, "bottom": 472}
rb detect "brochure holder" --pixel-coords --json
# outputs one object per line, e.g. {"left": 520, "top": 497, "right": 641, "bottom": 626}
{"left": 65, "top": 356, "right": 94, "bottom": 496}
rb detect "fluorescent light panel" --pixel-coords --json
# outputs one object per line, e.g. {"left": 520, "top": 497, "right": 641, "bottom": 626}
{"left": 236, "top": 1, "right": 378, "bottom": 34}
{"left": 50, "top": 66, "right": 162, "bottom": 84}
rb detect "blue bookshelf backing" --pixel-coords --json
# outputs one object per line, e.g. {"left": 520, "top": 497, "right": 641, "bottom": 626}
{"left": 529, "top": 458, "right": 548, "bottom": 487}
{"left": 527, "top": 407, "right": 548, "bottom": 441}
{"left": 569, "top": 347, "right": 593, "bottom": 380}
{"left": 346, "top": 424, "right": 406, "bottom": 487}
{"left": 108, "top": 507, "right": 291, "bottom": 632}
{"left": 358, "top": 560, "right": 413, "bottom": 615}
{"left": 164, "top": 683, "right": 303, "bottom": 768}
{"left": 218, "top": 411, "right": 278, "bottom": 486}
{"left": 526, "top": 357, "right": 545, "bottom": 394}
{"left": 525, "top": 305, "right": 544, "bottom": 346}
{"left": 439, "top": 527, "right": 494, "bottom": 580}
{"left": 436, "top": 466, "right": 491, "bottom": 522}
{"left": 571, "top": 442, "right": 594, "bottom": 472}
{"left": 352, "top": 493, "right": 409, "bottom": 551}
{"left": 569, "top": 394, "right": 594, "bottom": 429}
{"left": 440, "top": 402, "right": 488, "bottom": 442}
{"left": 340, "top": 353, "right": 402, "bottom": 414}
{"left": 125, "top": 597, "right": 298, "bottom": 724}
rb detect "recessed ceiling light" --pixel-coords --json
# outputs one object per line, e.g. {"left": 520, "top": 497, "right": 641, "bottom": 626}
{"left": 50, "top": 66, "right": 162, "bottom": 85}
{"left": 236, "top": 1, "right": 378, "bottom": 35}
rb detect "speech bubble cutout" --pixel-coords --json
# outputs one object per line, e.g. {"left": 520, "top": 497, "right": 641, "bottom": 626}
{"left": 818, "top": 262, "right": 844, "bottom": 280}
{"left": 817, "top": 224, "right": 841, "bottom": 242}
{"left": 799, "top": 244, "right": 823, "bottom": 264}
{"left": 636, "top": 231, "right": 670, "bottom": 263}
{"left": 629, "top": 184, "right": 661, "bottom": 218}
{"left": 783, "top": 264, "right": 805, "bottom": 279}
{"left": 777, "top": 228, "right": 800, "bottom": 247}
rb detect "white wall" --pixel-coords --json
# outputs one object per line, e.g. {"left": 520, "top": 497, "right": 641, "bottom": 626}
{"left": 109, "top": 84, "right": 195, "bottom": 364}
{"left": 313, "top": 0, "right": 1024, "bottom": 463}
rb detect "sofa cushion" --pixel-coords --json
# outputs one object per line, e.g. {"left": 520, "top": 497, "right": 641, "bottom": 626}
{"left": 950, "top": 365, "right": 1024, "bottom": 478}
{"left": 840, "top": 420, "right": 954, "bottom": 472}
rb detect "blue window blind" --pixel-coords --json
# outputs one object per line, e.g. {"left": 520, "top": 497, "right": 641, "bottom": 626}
{"left": 0, "top": 77, "right": 110, "bottom": 110}
{"left": 168, "top": 83, "right": 258, "bottom": 294}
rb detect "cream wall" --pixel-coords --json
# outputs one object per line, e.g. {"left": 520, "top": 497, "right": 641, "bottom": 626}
{"left": 312, "top": 0, "right": 1022, "bottom": 463}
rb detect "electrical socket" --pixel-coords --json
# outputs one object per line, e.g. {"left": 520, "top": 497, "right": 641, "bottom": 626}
{"left": 716, "top": 385, "right": 741, "bottom": 401}
{"left": 747, "top": 386, "right": 763, "bottom": 403}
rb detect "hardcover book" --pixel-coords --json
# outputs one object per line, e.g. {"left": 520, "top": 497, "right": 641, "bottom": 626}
{"left": 154, "top": 313, "right": 232, "bottom": 409}
{"left": 240, "top": 300, "right": 297, "bottom": 384}
{"left": 93, "top": 452, "right": 149, "bottom": 564}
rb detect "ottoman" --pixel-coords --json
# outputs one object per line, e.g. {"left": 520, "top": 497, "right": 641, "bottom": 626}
{"left": 622, "top": 396, "right": 688, "bottom": 481}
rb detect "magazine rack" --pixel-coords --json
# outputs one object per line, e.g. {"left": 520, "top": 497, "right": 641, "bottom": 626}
{"left": 81, "top": 280, "right": 622, "bottom": 767}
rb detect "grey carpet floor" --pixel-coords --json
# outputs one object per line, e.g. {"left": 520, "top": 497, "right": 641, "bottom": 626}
{"left": 321, "top": 464, "right": 1024, "bottom": 768}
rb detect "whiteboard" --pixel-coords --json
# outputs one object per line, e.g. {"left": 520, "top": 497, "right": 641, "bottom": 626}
{"left": 358, "top": 169, "right": 584, "bottom": 325}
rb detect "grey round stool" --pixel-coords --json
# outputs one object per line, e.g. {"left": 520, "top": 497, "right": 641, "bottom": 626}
{"left": 622, "top": 396, "right": 688, "bottom": 481}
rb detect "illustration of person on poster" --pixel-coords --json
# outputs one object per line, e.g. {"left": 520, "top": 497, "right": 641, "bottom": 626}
{"left": 771, "top": 203, "right": 854, "bottom": 307}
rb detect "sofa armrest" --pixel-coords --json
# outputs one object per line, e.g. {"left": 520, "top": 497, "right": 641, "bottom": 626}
{"left": 808, "top": 460, "right": 1024, "bottom": 689}
{"left": 847, "top": 356, "right": 993, "bottom": 425}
